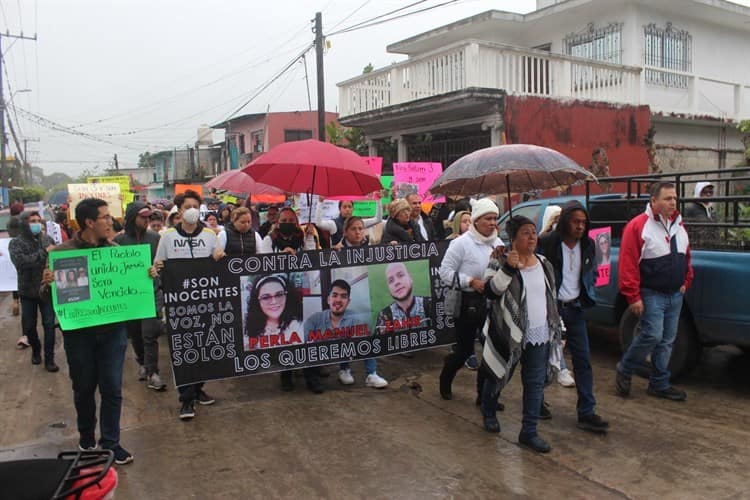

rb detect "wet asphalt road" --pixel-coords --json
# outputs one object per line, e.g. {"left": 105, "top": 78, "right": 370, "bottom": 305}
{"left": 1, "top": 292, "right": 749, "bottom": 499}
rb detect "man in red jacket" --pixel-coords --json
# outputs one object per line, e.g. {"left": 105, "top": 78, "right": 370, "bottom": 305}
{"left": 615, "top": 181, "right": 693, "bottom": 401}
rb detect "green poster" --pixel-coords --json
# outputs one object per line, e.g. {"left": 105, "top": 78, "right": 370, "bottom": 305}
{"left": 352, "top": 175, "right": 394, "bottom": 217}
{"left": 49, "top": 244, "right": 156, "bottom": 330}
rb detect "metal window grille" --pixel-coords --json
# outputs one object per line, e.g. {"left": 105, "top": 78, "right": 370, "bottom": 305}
{"left": 644, "top": 23, "right": 692, "bottom": 89}
{"left": 565, "top": 23, "right": 623, "bottom": 89}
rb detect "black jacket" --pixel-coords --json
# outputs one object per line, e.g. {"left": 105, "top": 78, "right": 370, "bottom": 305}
{"left": 536, "top": 201, "right": 597, "bottom": 308}
{"left": 224, "top": 222, "right": 258, "bottom": 256}
{"left": 382, "top": 218, "right": 424, "bottom": 244}
{"left": 9, "top": 212, "right": 55, "bottom": 298}
{"left": 114, "top": 201, "right": 161, "bottom": 260}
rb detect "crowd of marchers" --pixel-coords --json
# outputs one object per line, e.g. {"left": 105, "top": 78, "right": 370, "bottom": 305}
{"left": 5, "top": 180, "right": 694, "bottom": 462}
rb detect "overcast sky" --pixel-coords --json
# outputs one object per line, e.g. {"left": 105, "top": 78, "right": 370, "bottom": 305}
{"left": 1, "top": 0, "right": 748, "bottom": 178}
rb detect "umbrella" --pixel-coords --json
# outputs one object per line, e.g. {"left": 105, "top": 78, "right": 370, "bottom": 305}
{"left": 48, "top": 190, "right": 68, "bottom": 205}
{"left": 242, "top": 139, "right": 381, "bottom": 197}
{"left": 429, "top": 144, "right": 597, "bottom": 216}
{"left": 204, "top": 169, "right": 285, "bottom": 203}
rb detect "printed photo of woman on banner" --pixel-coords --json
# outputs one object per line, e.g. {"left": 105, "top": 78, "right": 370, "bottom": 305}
{"left": 589, "top": 226, "right": 612, "bottom": 287}
{"left": 370, "top": 259, "right": 433, "bottom": 334}
{"left": 242, "top": 273, "right": 305, "bottom": 351}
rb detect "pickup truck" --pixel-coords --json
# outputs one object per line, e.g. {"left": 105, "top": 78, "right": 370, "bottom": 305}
{"left": 496, "top": 167, "right": 750, "bottom": 377}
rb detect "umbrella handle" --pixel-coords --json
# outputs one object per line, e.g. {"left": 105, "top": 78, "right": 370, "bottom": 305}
{"left": 505, "top": 174, "right": 513, "bottom": 245}
{"left": 307, "top": 165, "right": 317, "bottom": 225}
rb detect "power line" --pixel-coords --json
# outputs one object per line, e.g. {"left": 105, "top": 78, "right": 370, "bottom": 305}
{"left": 328, "top": 0, "right": 373, "bottom": 32}
{"left": 327, "top": 0, "right": 429, "bottom": 36}
{"left": 328, "top": 0, "right": 461, "bottom": 36}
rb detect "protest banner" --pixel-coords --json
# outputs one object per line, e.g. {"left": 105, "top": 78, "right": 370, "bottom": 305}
{"left": 87, "top": 175, "right": 131, "bottom": 193}
{"left": 295, "top": 194, "right": 340, "bottom": 223}
{"left": 161, "top": 241, "right": 456, "bottom": 386}
{"left": 393, "top": 162, "right": 445, "bottom": 203}
{"left": 48, "top": 244, "right": 156, "bottom": 330}
{"left": 46, "top": 220, "right": 63, "bottom": 245}
{"left": 68, "top": 183, "right": 123, "bottom": 219}
{"left": 352, "top": 175, "right": 393, "bottom": 218}
{"left": 589, "top": 226, "right": 611, "bottom": 287}
{"left": 329, "top": 157, "right": 383, "bottom": 202}
{"left": 0, "top": 238, "right": 18, "bottom": 292}
{"left": 175, "top": 184, "right": 203, "bottom": 195}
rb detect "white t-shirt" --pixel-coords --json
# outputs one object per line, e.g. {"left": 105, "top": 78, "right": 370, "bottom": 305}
{"left": 522, "top": 261, "right": 549, "bottom": 346}
{"left": 558, "top": 241, "right": 581, "bottom": 302}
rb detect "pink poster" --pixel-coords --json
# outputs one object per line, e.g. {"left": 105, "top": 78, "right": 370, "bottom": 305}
{"left": 589, "top": 226, "right": 612, "bottom": 287}
{"left": 393, "top": 162, "right": 445, "bottom": 203}
{"left": 330, "top": 157, "right": 383, "bottom": 201}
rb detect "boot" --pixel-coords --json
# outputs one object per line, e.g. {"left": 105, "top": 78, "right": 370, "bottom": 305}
{"left": 45, "top": 357, "right": 59, "bottom": 373}
{"left": 439, "top": 366, "right": 454, "bottom": 400}
{"left": 31, "top": 350, "right": 42, "bottom": 365}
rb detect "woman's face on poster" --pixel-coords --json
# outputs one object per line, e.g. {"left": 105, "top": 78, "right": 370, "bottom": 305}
{"left": 598, "top": 235, "right": 610, "bottom": 254}
{"left": 258, "top": 281, "right": 286, "bottom": 321}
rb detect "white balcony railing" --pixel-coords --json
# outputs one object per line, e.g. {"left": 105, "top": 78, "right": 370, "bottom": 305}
{"left": 338, "top": 40, "right": 643, "bottom": 118}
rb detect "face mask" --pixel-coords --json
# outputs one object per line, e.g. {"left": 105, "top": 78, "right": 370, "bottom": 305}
{"left": 29, "top": 222, "right": 42, "bottom": 235}
{"left": 182, "top": 208, "right": 200, "bottom": 225}
{"left": 278, "top": 222, "right": 296, "bottom": 236}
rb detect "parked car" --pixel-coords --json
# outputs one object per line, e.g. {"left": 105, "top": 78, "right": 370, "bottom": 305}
{"left": 497, "top": 167, "right": 750, "bottom": 377}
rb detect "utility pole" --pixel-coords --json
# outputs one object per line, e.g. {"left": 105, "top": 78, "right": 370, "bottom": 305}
{"left": 0, "top": 31, "right": 37, "bottom": 204}
{"left": 113, "top": 153, "right": 119, "bottom": 171}
{"left": 314, "top": 12, "right": 325, "bottom": 141}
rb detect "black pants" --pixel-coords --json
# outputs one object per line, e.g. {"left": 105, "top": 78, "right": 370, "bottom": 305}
{"left": 280, "top": 367, "right": 320, "bottom": 388}
{"left": 440, "top": 293, "right": 486, "bottom": 396}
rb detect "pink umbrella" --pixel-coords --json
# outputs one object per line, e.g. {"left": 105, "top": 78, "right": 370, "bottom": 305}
{"left": 242, "top": 139, "right": 380, "bottom": 197}
{"left": 204, "top": 169, "right": 285, "bottom": 203}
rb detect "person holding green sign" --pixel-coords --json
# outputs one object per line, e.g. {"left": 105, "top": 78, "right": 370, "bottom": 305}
{"left": 40, "top": 198, "right": 134, "bottom": 465}
{"left": 315, "top": 196, "right": 383, "bottom": 246}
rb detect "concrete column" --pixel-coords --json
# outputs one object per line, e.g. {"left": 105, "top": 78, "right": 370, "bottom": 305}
{"left": 367, "top": 139, "right": 377, "bottom": 157}
{"left": 393, "top": 135, "right": 408, "bottom": 162}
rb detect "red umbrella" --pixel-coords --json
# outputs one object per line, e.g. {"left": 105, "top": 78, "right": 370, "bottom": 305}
{"left": 242, "top": 139, "right": 380, "bottom": 197}
{"left": 204, "top": 170, "right": 285, "bottom": 203}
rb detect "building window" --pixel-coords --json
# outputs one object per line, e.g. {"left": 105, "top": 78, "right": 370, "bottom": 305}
{"left": 238, "top": 134, "right": 246, "bottom": 155}
{"left": 251, "top": 130, "right": 263, "bottom": 153}
{"left": 565, "top": 23, "right": 623, "bottom": 64}
{"left": 284, "top": 129, "right": 313, "bottom": 142}
{"left": 644, "top": 23, "right": 691, "bottom": 89}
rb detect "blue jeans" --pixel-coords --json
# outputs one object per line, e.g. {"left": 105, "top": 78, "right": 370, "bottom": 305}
{"left": 20, "top": 296, "right": 56, "bottom": 359}
{"left": 482, "top": 342, "right": 549, "bottom": 437}
{"left": 560, "top": 304, "right": 596, "bottom": 417}
{"left": 340, "top": 358, "right": 377, "bottom": 375}
{"left": 63, "top": 324, "right": 128, "bottom": 449}
{"left": 618, "top": 289, "right": 683, "bottom": 390}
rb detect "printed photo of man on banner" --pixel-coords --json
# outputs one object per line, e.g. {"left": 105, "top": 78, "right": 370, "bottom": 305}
{"left": 162, "top": 241, "right": 454, "bottom": 386}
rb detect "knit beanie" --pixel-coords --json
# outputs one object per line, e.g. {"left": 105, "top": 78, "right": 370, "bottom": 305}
{"left": 388, "top": 198, "right": 410, "bottom": 218}
{"left": 469, "top": 198, "right": 499, "bottom": 223}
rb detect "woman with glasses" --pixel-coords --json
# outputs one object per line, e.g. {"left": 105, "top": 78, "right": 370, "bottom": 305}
{"left": 245, "top": 274, "right": 303, "bottom": 351}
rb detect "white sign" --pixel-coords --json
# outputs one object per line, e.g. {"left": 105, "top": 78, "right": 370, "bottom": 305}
{"left": 0, "top": 238, "right": 18, "bottom": 292}
{"left": 294, "top": 194, "right": 339, "bottom": 224}
{"left": 68, "top": 183, "right": 123, "bottom": 219}
{"left": 46, "top": 221, "right": 63, "bottom": 245}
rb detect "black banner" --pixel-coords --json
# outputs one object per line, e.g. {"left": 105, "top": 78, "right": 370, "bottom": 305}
{"left": 162, "top": 241, "right": 456, "bottom": 386}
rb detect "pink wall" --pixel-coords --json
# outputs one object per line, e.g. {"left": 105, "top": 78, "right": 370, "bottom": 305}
{"left": 225, "top": 111, "right": 340, "bottom": 153}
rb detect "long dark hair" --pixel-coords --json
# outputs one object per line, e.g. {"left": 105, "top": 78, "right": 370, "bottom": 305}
{"left": 245, "top": 274, "right": 302, "bottom": 339}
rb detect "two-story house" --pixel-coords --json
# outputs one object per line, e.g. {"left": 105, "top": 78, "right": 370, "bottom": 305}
{"left": 338, "top": 0, "right": 750, "bottom": 177}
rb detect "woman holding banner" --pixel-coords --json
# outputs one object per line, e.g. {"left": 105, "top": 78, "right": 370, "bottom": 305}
{"left": 214, "top": 208, "right": 263, "bottom": 259}
{"left": 316, "top": 197, "right": 383, "bottom": 246}
{"left": 333, "top": 216, "right": 368, "bottom": 248}
{"left": 438, "top": 199, "right": 503, "bottom": 403}
{"left": 382, "top": 199, "right": 423, "bottom": 244}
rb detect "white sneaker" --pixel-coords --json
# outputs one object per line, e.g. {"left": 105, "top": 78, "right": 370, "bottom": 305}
{"left": 147, "top": 373, "right": 167, "bottom": 391}
{"left": 137, "top": 363, "right": 147, "bottom": 381}
{"left": 365, "top": 373, "right": 388, "bottom": 389}
{"left": 557, "top": 368, "right": 576, "bottom": 387}
{"left": 338, "top": 369, "right": 355, "bottom": 385}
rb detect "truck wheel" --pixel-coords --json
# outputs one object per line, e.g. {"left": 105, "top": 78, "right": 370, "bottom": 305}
{"left": 618, "top": 309, "right": 701, "bottom": 380}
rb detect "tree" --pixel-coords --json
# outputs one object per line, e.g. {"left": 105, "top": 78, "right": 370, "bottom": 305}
{"left": 326, "top": 121, "right": 368, "bottom": 156}
{"left": 363, "top": 63, "right": 374, "bottom": 74}
{"left": 739, "top": 120, "right": 750, "bottom": 166}
{"left": 138, "top": 151, "right": 154, "bottom": 169}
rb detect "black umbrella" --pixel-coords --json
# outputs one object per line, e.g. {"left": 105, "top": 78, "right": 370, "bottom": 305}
{"left": 429, "top": 144, "right": 597, "bottom": 216}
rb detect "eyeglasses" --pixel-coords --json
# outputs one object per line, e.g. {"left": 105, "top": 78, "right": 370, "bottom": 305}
{"left": 259, "top": 291, "right": 286, "bottom": 303}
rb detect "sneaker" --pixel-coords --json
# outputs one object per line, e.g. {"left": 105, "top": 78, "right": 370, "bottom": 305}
{"left": 518, "top": 433, "right": 551, "bottom": 453}
{"left": 137, "top": 364, "right": 147, "bottom": 381}
{"left": 539, "top": 400, "right": 552, "bottom": 420}
{"left": 647, "top": 385, "right": 687, "bottom": 401}
{"left": 615, "top": 370, "right": 631, "bottom": 397}
{"left": 557, "top": 368, "right": 576, "bottom": 388}
{"left": 31, "top": 351, "right": 42, "bottom": 365}
{"left": 483, "top": 416, "right": 501, "bottom": 433}
{"left": 365, "top": 373, "right": 389, "bottom": 389}
{"left": 464, "top": 355, "right": 479, "bottom": 370}
{"left": 78, "top": 434, "right": 97, "bottom": 451}
{"left": 16, "top": 335, "right": 29, "bottom": 349}
{"left": 147, "top": 373, "right": 167, "bottom": 391}
{"left": 179, "top": 401, "right": 195, "bottom": 420}
{"left": 577, "top": 413, "right": 610, "bottom": 434}
{"left": 306, "top": 379, "right": 324, "bottom": 394}
{"left": 45, "top": 360, "right": 59, "bottom": 373}
{"left": 338, "top": 369, "right": 355, "bottom": 385}
{"left": 196, "top": 388, "right": 215, "bottom": 405}
{"left": 109, "top": 445, "right": 134, "bottom": 465}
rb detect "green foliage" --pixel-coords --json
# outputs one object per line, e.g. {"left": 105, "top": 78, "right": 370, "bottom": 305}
{"left": 10, "top": 186, "right": 45, "bottom": 203}
{"left": 138, "top": 151, "right": 154, "bottom": 169}
{"left": 363, "top": 63, "right": 374, "bottom": 74}
{"left": 739, "top": 120, "right": 750, "bottom": 164}
{"left": 326, "top": 121, "right": 368, "bottom": 155}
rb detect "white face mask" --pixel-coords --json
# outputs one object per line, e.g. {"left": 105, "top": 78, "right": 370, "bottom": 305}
{"left": 182, "top": 208, "right": 200, "bottom": 225}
